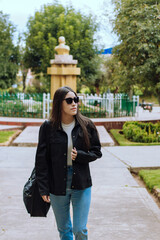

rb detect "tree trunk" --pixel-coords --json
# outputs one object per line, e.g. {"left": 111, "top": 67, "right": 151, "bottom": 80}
{"left": 155, "top": 75, "right": 160, "bottom": 106}
{"left": 95, "top": 80, "right": 100, "bottom": 96}
{"left": 95, "top": 86, "right": 100, "bottom": 96}
{"left": 156, "top": 89, "right": 160, "bottom": 106}
{"left": 22, "top": 68, "right": 27, "bottom": 92}
{"left": 129, "top": 88, "right": 133, "bottom": 100}
{"left": 114, "top": 86, "right": 119, "bottom": 94}
{"left": 22, "top": 73, "right": 26, "bottom": 92}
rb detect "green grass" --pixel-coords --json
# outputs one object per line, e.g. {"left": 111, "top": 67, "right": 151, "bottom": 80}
{"left": 0, "top": 131, "right": 16, "bottom": 143}
{"left": 139, "top": 169, "right": 160, "bottom": 191}
{"left": 139, "top": 95, "right": 159, "bottom": 105}
{"left": 110, "top": 129, "right": 160, "bottom": 146}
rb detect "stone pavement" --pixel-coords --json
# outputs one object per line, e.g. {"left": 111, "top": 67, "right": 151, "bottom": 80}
{"left": 106, "top": 146, "right": 160, "bottom": 169}
{"left": 12, "top": 126, "right": 39, "bottom": 147}
{"left": 0, "top": 125, "right": 23, "bottom": 131}
{"left": 0, "top": 146, "right": 160, "bottom": 240}
{"left": 96, "top": 126, "right": 114, "bottom": 146}
{"left": 11, "top": 125, "right": 114, "bottom": 147}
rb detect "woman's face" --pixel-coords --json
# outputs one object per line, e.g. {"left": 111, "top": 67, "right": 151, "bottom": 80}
{"left": 61, "top": 91, "right": 78, "bottom": 117}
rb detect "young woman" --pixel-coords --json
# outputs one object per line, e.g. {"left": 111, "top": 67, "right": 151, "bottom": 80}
{"left": 35, "top": 86, "right": 102, "bottom": 240}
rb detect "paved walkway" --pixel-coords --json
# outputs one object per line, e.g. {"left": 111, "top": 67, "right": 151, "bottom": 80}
{"left": 0, "top": 106, "right": 159, "bottom": 125}
{"left": 96, "top": 126, "right": 114, "bottom": 146}
{"left": 11, "top": 125, "right": 114, "bottom": 147}
{"left": 12, "top": 126, "right": 39, "bottom": 147}
{"left": 0, "top": 113, "right": 160, "bottom": 239}
{"left": 0, "top": 125, "right": 23, "bottom": 131}
{"left": 0, "top": 109, "right": 159, "bottom": 147}
{"left": 0, "top": 145, "right": 160, "bottom": 240}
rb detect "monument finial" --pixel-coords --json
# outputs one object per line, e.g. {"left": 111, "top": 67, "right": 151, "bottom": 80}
{"left": 55, "top": 36, "right": 70, "bottom": 55}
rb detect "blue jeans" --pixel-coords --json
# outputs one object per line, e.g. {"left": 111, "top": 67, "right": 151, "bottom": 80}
{"left": 50, "top": 166, "right": 91, "bottom": 240}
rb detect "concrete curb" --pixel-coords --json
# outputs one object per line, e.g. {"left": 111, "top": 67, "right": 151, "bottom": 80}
{"left": 130, "top": 166, "right": 160, "bottom": 207}
{"left": 11, "top": 142, "right": 38, "bottom": 147}
{"left": 153, "top": 187, "right": 160, "bottom": 201}
{"left": 130, "top": 166, "right": 160, "bottom": 174}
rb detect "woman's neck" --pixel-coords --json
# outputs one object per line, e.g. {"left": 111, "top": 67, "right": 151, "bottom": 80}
{"left": 61, "top": 115, "right": 75, "bottom": 125}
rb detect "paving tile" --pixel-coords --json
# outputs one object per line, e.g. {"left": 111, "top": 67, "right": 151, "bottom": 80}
{"left": 0, "top": 143, "right": 160, "bottom": 240}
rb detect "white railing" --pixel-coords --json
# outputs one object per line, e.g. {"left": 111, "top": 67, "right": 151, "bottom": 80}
{"left": 42, "top": 93, "right": 140, "bottom": 119}
{"left": 43, "top": 93, "right": 52, "bottom": 119}
{"left": 83, "top": 93, "right": 139, "bottom": 118}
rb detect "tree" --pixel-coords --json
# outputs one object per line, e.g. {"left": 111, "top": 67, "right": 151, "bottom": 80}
{"left": 102, "top": 55, "right": 127, "bottom": 92}
{"left": 0, "top": 11, "right": 19, "bottom": 89}
{"left": 24, "top": 2, "right": 99, "bottom": 92}
{"left": 110, "top": 0, "right": 160, "bottom": 101}
{"left": 81, "top": 55, "right": 105, "bottom": 95}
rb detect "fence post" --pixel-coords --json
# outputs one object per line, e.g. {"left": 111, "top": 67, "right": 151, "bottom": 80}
{"left": 133, "top": 95, "right": 139, "bottom": 117}
{"left": 43, "top": 93, "right": 51, "bottom": 119}
{"left": 43, "top": 93, "right": 50, "bottom": 118}
{"left": 111, "top": 94, "right": 114, "bottom": 117}
{"left": 47, "top": 93, "right": 50, "bottom": 118}
{"left": 107, "top": 93, "right": 114, "bottom": 117}
{"left": 43, "top": 93, "right": 46, "bottom": 119}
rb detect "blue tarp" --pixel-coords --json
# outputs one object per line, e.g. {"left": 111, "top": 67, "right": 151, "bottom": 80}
{"left": 101, "top": 48, "right": 113, "bottom": 54}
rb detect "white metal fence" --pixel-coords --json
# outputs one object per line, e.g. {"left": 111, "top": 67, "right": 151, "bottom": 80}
{"left": 43, "top": 93, "right": 139, "bottom": 119}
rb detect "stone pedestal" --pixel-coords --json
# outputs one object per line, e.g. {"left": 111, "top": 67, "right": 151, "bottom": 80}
{"left": 47, "top": 36, "right": 80, "bottom": 99}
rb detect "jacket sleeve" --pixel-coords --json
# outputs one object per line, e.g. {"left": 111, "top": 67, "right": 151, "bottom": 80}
{"left": 35, "top": 121, "right": 50, "bottom": 196}
{"left": 75, "top": 121, "right": 102, "bottom": 164}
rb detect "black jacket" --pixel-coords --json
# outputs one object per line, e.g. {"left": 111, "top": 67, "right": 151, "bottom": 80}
{"left": 35, "top": 118, "right": 102, "bottom": 196}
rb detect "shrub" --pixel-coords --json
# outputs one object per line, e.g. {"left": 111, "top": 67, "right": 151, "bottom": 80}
{"left": 123, "top": 121, "right": 160, "bottom": 143}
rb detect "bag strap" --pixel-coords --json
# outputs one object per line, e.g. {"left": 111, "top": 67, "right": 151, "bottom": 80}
{"left": 45, "top": 120, "right": 50, "bottom": 160}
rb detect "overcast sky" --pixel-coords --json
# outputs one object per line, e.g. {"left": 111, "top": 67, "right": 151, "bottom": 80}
{"left": 0, "top": 0, "right": 118, "bottom": 48}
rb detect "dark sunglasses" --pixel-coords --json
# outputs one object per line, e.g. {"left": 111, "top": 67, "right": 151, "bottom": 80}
{"left": 63, "top": 97, "right": 79, "bottom": 104}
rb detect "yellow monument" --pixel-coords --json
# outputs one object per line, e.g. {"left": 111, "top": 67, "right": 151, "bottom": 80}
{"left": 47, "top": 36, "right": 81, "bottom": 99}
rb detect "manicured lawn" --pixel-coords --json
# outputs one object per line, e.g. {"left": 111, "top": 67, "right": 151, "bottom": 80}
{"left": 139, "top": 169, "right": 160, "bottom": 191}
{"left": 110, "top": 129, "right": 160, "bottom": 146}
{"left": 0, "top": 131, "right": 16, "bottom": 143}
{"left": 139, "top": 95, "right": 159, "bottom": 105}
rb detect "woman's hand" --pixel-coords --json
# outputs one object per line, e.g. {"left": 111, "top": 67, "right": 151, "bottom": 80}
{"left": 42, "top": 195, "right": 50, "bottom": 203}
{"left": 71, "top": 147, "right": 77, "bottom": 161}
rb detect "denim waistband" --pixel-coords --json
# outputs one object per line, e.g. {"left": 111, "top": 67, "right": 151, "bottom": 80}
{"left": 67, "top": 166, "right": 73, "bottom": 171}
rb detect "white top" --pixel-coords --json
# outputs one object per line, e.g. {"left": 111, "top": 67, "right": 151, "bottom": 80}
{"left": 62, "top": 119, "right": 75, "bottom": 166}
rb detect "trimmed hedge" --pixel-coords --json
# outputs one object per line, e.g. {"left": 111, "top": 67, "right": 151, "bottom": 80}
{"left": 123, "top": 121, "right": 160, "bottom": 143}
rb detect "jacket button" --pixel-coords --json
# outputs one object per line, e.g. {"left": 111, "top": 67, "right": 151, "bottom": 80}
{"left": 72, "top": 186, "right": 74, "bottom": 188}
{"left": 64, "top": 166, "right": 66, "bottom": 168}
{"left": 64, "top": 178, "right": 66, "bottom": 181}
{"left": 64, "top": 153, "right": 66, "bottom": 156}
{"left": 73, "top": 172, "right": 76, "bottom": 175}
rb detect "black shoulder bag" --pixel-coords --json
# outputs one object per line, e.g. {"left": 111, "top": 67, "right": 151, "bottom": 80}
{"left": 23, "top": 121, "right": 50, "bottom": 217}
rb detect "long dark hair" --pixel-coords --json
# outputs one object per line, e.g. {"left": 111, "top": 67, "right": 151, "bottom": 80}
{"left": 50, "top": 86, "right": 90, "bottom": 149}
